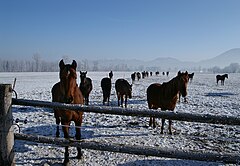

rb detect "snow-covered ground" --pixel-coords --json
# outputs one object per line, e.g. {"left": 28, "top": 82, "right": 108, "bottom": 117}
{"left": 0, "top": 71, "right": 239, "bottom": 166}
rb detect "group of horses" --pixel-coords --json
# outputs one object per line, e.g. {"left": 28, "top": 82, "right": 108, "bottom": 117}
{"left": 50, "top": 59, "right": 228, "bottom": 164}
{"left": 131, "top": 71, "right": 171, "bottom": 83}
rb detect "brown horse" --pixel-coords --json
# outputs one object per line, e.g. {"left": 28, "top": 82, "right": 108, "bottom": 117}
{"left": 216, "top": 74, "right": 228, "bottom": 85}
{"left": 51, "top": 59, "right": 84, "bottom": 165}
{"left": 147, "top": 71, "right": 189, "bottom": 134}
{"left": 115, "top": 79, "right": 132, "bottom": 108}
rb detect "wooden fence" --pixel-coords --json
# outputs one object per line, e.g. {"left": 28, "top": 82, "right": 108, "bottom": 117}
{"left": 1, "top": 84, "right": 240, "bottom": 165}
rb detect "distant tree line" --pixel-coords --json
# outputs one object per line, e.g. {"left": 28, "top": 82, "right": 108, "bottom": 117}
{"left": 0, "top": 56, "right": 133, "bottom": 72}
{"left": 1, "top": 55, "right": 240, "bottom": 73}
{"left": 208, "top": 63, "right": 240, "bottom": 73}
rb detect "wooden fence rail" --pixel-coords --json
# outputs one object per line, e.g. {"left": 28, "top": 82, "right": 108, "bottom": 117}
{"left": 14, "top": 133, "right": 240, "bottom": 164}
{"left": 12, "top": 98, "right": 240, "bottom": 126}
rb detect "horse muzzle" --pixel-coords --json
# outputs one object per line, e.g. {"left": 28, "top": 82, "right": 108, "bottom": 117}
{"left": 64, "top": 96, "right": 73, "bottom": 104}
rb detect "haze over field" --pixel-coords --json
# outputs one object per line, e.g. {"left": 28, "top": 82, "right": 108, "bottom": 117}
{"left": 1, "top": 48, "right": 240, "bottom": 72}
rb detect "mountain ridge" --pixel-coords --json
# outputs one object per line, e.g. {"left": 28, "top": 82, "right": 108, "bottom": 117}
{"left": 90, "top": 48, "right": 240, "bottom": 71}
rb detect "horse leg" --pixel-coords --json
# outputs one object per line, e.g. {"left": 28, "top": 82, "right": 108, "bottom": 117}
{"left": 149, "top": 117, "right": 152, "bottom": 127}
{"left": 85, "top": 96, "right": 87, "bottom": 105}
{"left": 148, "top": 105, "right": 155, "bottom": 127}
{"left": 168, "top": 119, "right": 172, "bottom": 135}
{"left": 184, "top": 97, "right": 187, "bottom": 103}
{"left": 153, "top": 117, "right": 156, "bottom": 128}
{"left": 117, "top": 94, "right": 120, "bottom": 106}
{"left": 161, "top": 119, "right": 165, "bottom": 134}
{"left": 107, "top": 96, "right": 110, "bottom": 106}
{"left": 86, "top": 96, "right": 89, "bottom": 105}
{"left": 75, "top": 121, "right": 83, "bottom": 159}
{"left": 121, "top": 95, "right": 124, "bottom": 107}
{"left": 54, "top": 111, "right": 60, "bottom": 137}
{"left": 178, "top": 93, "right": 181, "bottom": 103}
{"left": 62, "top": 121, "right": 70, "bottom": 165}
{"left": 124, "top": 96, "right": 127, "bottom": 108}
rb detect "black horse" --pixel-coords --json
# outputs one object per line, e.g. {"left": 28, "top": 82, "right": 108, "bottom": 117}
{"left": 188, "top": 72, "right": 194, "bottom": 82}
{"left": 216, "top": 74, "right": 228, "bottom": 85}
{"left": 101, "top": 77, "right": 112, "bottom": 105}
{"left": 109, "top": 71, "right": 113, "bottom": 79}
{"left": 79, "top": 71, "right": 93, "bottom": 105}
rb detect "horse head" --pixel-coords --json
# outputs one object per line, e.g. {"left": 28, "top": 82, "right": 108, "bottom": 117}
{"left": 225, "top": 74, "right": 228, "bottom": 79}
{"left": 59, "top": 59, "right": 78, "bottom": 104}
{"left": 177, "top": 71, "right": 189, "bottom": 97}
{"left": 80, "top": 71, "right": 87, "bottom": 82}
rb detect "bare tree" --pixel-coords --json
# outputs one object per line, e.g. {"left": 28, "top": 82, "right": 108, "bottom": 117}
{"left": 33, "top": 53, "right": 41, "bottom": 72}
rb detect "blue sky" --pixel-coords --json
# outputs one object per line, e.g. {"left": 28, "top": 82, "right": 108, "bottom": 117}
{"left": 1, "top": 0, "right": 240, "bottom": 62}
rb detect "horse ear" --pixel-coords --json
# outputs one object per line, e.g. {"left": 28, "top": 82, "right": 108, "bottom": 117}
{"left": 59, "top": 59, "right": 65, "bottom": 69}
{"left": 72, "top": 60, "right": 77, "bottom": 69}
{"left": 185, "top": 71, "right": 188, "bottom": 75}
{"left": 177, "top": 71, "right": 181, "bottom": 76}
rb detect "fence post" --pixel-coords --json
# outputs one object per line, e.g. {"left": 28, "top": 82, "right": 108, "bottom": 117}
{"left": 0, "top": 84, "right": 15, "bottom": 166}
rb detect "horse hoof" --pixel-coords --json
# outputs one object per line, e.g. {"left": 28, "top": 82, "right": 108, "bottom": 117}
{"left": 56, "top": 133, "right": 60, "bottom": 138}
{"left": 76, "top": 151, "right": 84, "bottom": 159}
{"left": 63, "top": 159, "right": 70, "bottom": 166}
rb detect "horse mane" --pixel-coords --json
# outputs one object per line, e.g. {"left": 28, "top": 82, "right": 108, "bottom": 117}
{"left": 161, "top": 76, "right": 179, "bottom": 98}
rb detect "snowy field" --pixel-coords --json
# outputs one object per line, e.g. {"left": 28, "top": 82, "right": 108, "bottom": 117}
{"left": 0, "top": 71, "right": 239, "bottom": 166}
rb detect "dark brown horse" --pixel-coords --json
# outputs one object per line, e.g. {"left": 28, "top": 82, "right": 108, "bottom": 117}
{"left": 115, "top": 79, "right": 132, "bottom": 108}
{"left": 188, "top": 72, "right": 194, "bottom": 82}
{"left": 147, "top": 71, "right": 189, "bottom": 134}
{"left": 51, "top": 59, "right": 84, "bottom": 165}
{"left": 131, "top": 72, "right": 136, "bottom": 83}
{"left": 166, "top": 71, "right": 169, "bottom": 76}
{"left": 216, "top": 74, "right": 228, "bottom": 85}
{"left": 101, "top": 77, "right": 112, "bottom": 105}
{"left": 79, "top": 71, "right": 93, "bottom": 105}
{"left": 136, "top": 72, "right": 141, "bottom": 81}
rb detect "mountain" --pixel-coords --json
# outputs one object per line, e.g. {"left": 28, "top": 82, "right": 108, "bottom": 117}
{"left": 198, "top": 48, "right": 240, "bottom": 68}
{"left": 83, "top": 48, "right": 240, "bottom": 71}
{"left": 144, "top": 57, "right": 196, "bottom": 71}
{"left": 86, "top": 57, "right": 198, "bottom": 71}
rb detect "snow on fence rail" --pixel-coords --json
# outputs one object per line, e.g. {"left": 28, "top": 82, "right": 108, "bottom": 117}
{"left": 1, "top": 84, "right": 240, "bottom": 165}
{"left": 12, "top": 98, "right": 240, "bottom": 126}
{"left": 14, "top": 133, "right": 240, "bottom": 164}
